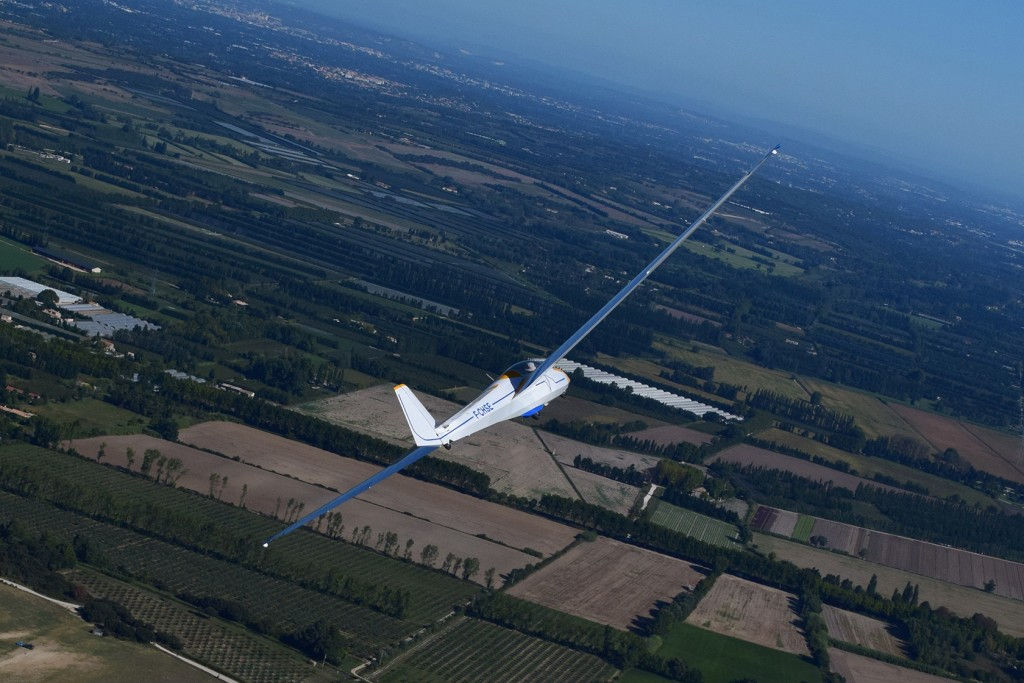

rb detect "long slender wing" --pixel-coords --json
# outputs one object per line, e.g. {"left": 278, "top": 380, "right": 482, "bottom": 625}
{"left": 261, "top": 445, "right": 438, "bottom": 547}
{"left": 523, "top": 146, "right": 779, "bottom": 389}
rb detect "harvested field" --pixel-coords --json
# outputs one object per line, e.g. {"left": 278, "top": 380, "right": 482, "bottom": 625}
{"left": 538, "top": 430, "right": 660, "bottom": 471}
{"left": 565, "top": 467, "right": 641, "bottom": 515}
{"left": 828, "top": 648, "right": 948, "bottom": 683}
{"left": 686, "top": 574, "right": 809, "bottom": 655}
{"left": 507, "top": 537, "right": 704, "bottom": 630}
{"left": 822, "top": 605, "right": 905, "bottom": 657}
{"left": 751, "top": 505, "right": 1024, "bottom": 601}
{"left": 649, "top": 500, "right": 741, "bottom": 548}
{"left": 297, "top": 385, "right": 578, "bottom": 499}
{"left": 623, "top": 424, "right": 713, "bottom": 447}
{"left": 73, "top": 431, "right": 576, "bottom": 582}
{"left": 710, "top": 444, "right": 900, "bottom": 492}
{"left": 891, "top": 404, "right": 1024, "bottom": 484}
{"left": 754, "top": 533, "right": 1024, "bottom": 637}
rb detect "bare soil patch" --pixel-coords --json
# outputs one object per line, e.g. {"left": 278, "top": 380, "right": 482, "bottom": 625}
{"left": 822, "top": 605, "right": 905, "bottom": 657}
{"left": 297, "top": 385, "right": 577, "bottom": 499}
{"left": 537, "top": 431, "right": 660, "bottom": 471}
{"left": 710, "top": 444, "right": 900, "bottom": 492}
{"left": 507, "top": 537, "right": 704, "bottom": 630}
{"left": 828, "top": 648, "right": 948, "bottom": 683}
{"left": 539, "top": 394, "right": 669, "bottom": 428}
{"left": 686, "top": 574, "right": 809, "bottom": 655}
{"left": 890, "top": 404, "right": 1024, "bottom": 484}
{"left": 72, "top": 432, "right": 575, "bottom": 583}
{"left": 623, "top": 424, "right": 713, "bottom": 447}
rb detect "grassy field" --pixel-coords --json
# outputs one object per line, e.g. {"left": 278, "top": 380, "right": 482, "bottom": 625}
{"left": 656, "top": 622, "right": 821, "bottom": 683}
{"left": 649, "top": 499, "right": 741, "bottom": 549}
{"left": 0, "top": 583, "right": 208, "bottom": 682}
{"left": 683, "top": 239, "right": 804, "bottom": 277}
{"left": 799, "top": 378, "right": 920, "bottom": 440}
{"left": 652, "top": 339, "right": 809, "bottom": 400}
{"left": 753, "top": 533, "right": 1024, "bottom": 638}
{"left": 32, "top": 399, "right": 150, "bottom": 438}
{"left": 0, "top": 236, "right": 46, "bottom": 274}
{"left": 792, "top": 515, "right": 815, "bottom": 543}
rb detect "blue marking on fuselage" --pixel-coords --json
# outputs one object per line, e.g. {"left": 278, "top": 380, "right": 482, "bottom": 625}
{"left": 520, "top": 405, "right": 544, "bottom": 418}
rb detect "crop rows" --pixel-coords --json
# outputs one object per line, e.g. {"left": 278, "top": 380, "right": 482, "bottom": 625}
{"left": 0, "top": 489, "right": 408, "bottom": 655}
{"left": 649, "top": 499, "right": 741, "bottom": 548}
{"left": 1, "top": 445, "right": 478, "bottom": 623}
{"left": 382, "top": 618, "right": 617, "bottom": 682}
{"left": 70, "top": 570, "right": 319, "bottom": 683}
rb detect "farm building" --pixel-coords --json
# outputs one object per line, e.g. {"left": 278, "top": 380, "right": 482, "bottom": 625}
{"left": 0, "top": 276, "right": 82, "bottom": 306}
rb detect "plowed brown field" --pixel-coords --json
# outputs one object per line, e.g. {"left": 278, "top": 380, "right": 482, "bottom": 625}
{"left": 822, "top": 605, "right": 904, "bottom": 656}
{"left": 507, "top": 537, "right": 704, "bottom": 630}
{"left": 685, "top": 574, "right": 809, "bottom": 655}
{"left": 710, "top": 444, "right": 899, "bottom": 492}
{"left": 829, "top": 648, "right": 948, "bottom": 683}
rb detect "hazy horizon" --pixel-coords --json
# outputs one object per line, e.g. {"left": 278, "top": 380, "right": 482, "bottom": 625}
{"left": 289, "top": 0, "right": 1024, "bottom": 203}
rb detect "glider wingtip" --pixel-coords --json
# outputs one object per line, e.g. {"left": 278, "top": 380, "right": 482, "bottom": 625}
{"left": 393, "top": 383, "right": 406, "bottom": 391}
{"left": 261, "top": 541, "right": 270, "bottom": 548}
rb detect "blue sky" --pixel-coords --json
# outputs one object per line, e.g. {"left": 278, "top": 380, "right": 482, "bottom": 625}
{"left": 295, "top": 1, "right": 1023, "bottom": 198}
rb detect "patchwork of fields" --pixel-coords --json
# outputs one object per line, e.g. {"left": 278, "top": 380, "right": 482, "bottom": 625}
{"left": 751, "top": 505, "right": 1024, "bottom": 600}
{"left": 507, "top": 537, "right": 705, "bottom": 629}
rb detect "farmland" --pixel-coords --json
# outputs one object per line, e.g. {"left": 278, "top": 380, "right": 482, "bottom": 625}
{"left": 297, "top": 385, "right": 578, "bottom": 499}
{"left": 623, "top": 424, "right": 713, "bottom": 447}
{"left": 69, "top": 570, "right": 338, "bottom": 682}
{"left": 0, "top": 582, "right": 207, "bottom": 683}
{"left": 506, "top": 537, "right": 704, "bottom": 629}
{"left": 799, "top": 378, "right": 920, "bottom": 441}
{"left": 378, "top": 617, "right": 618, "bottom": 682}
{"left": 0, "top": 444, "right": 480, "bottom": 625}
{"left": 564, "top": 466, "right": 641, "bottom": 515}
{"left": 821, "top": 605, "right": 905, "bottom": 657}
{"left": 657, "top": 622, "right": 821, "bottom": 683}
{"left": 750, "top": 505, "right": 1024, "bottom": 600}
{"left": 648, "top": 499, "right": 742, "bottom": 548}
{"left": 756, "top": 427, "right": 996, "bottom": 506}
{"left": 685, "top": 574, "right": 810, "bottom": 655}
{"left": 754, "top": 533, "right": 1024, "bottom": 637}
{"left": 828, "top": 648, "right": 949, "bottom": 683}
{"left": 710, "top": 443, "right": 900, "bottom": 492}
{"left": 890, "top": 404, "right": 1024, "bottom": 484}
{"left": 538, "top": 430, "right": 660, "bottom": 471}
{"left": 77, "top": 428, "right": 575, "bottom": 575}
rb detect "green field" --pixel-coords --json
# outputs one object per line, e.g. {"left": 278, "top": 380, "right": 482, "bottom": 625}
{"left": 657, "top": 622, "right": 821, "bottom": 683}
{"left": 381, "top": 617, "right": 618, "bottom": 682}
{"left": 0, "top": 236, "right": 46, "bottom": 274}
{"left": 32, "top": 398, "right": 150, "bottom": 437}
{"left": 0, "top": 582, "right": 209, "bottom": 682}
{"left": 792, "top": 515, "right": 815, "bottom": 543}
{"left": 648, "top": 499, "right": 741, "bottom": 548}
{"left": 683, "top": 239, "right": 804, "bottom": 277}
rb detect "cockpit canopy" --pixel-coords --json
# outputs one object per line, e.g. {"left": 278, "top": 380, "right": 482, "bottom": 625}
{"left": 502, "top": 360, "right": 538, "bottom": 378}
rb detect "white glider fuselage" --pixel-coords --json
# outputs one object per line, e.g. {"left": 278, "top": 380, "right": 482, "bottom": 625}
{"left": 395, "top": 360, "right": 569, "bottom": 447}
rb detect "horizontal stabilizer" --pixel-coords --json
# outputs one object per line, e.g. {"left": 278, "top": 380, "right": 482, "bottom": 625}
{"left": 394, "top": 384, "right": 441, "bottom": 446}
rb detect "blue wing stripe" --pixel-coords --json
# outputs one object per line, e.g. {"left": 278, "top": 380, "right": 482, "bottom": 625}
{"left": 524, "top": 146, "right": 779, "bottom": 389}
{"left": 262, "top": 445, "right": 438, "bottom": 547}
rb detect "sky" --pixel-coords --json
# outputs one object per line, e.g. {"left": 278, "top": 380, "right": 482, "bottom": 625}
{"left": 294, "top": 0, "right": 1023, "bottom": 199}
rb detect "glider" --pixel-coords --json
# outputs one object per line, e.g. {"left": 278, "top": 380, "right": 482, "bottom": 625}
{"left": 262, "top": 145, "right": 778, "bottom": 547}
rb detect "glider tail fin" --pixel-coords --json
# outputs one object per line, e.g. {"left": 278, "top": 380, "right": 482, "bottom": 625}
{"left": 394, "top": 384, "right": 440, "bottom": 446}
